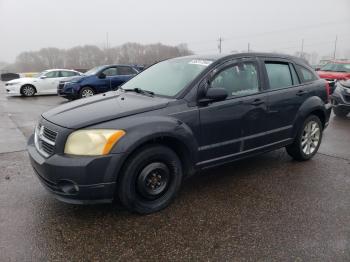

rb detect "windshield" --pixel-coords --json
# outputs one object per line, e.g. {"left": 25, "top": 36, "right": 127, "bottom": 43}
{"left": 35, "top": 70, "right": 48, "bottom": 78}
{"left": 321, "top": 63, "right": 350, "bottom": 72}
{"left": 84, "top": 66, "right": 104, "bottom": 76}
{"left": 121, "top": 57, "right": 213, "bottom": 97}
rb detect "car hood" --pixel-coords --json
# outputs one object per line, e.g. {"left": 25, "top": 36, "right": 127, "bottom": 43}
{"left": 42, "top": 91, "right": 171, "bottom": 129}
{"left": 317, "top": 71, "right": 350, "bottom": 79}
{"left": 64, "top": 75, "right": 87, "bottom": 83}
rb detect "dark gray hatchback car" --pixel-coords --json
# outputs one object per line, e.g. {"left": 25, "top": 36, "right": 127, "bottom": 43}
{"left": 28, "top": 53, "right": 332, "bottom": 214}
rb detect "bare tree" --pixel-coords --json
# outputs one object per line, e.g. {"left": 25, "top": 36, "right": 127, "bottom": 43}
{"left": 9, "top": 42, "right": 194, "bottom": 72}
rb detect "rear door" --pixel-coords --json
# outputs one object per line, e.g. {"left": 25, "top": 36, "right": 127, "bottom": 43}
{"left": 260, "top": 58, "right": 312, "bottom": 144}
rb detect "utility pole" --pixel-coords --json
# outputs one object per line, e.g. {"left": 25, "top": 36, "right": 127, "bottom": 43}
{"left": 300, "top": 39, "right": 304, "bottom": 58}
{"left": 333, "top": 35, "right": 338, "bottom": 60}
{"left": 248, "top": 43, "right": 250, "bottom": 53}
{"left": 218, "top": 37, "right": 222, "bottom": 54}
{"left": 106, "top": 32, "right": 109, "bottom": 49}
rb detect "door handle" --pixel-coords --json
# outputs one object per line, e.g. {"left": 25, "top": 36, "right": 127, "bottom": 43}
{"left": 296, "top": 90, "right": 308, "bottom": 96}
{"left": 251, "top": 99, "right": 264, "bottom": 106}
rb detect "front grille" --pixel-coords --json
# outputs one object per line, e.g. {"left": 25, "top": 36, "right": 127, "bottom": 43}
{"left": 43, "top": 127, "right": 57, "bottom": 141}
{"left": 34, "top": 124, "right": 58, "bottom": 157}
{"left": 57, "top": 82, "right": 65, "bottom": 92}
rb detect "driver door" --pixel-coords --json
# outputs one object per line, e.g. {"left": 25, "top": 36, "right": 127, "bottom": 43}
{"left": 99, "top": 67, "right": 118, "bottom": 92}
{"left": 198, "top": 59, "right": 269, "bottom": 166}
{"left": 36, "top": 71, "right": 60, "bottom": 94}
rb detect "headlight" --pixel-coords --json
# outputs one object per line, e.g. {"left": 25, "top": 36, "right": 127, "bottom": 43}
{"left": 6, "top": 82, "right": 20, "bottom": 86}
{"left": 64, "top": 129, "right": 125, "bottom": 156}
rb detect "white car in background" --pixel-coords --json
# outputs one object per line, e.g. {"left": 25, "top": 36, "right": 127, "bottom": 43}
{"left": 5, "top": 69, "right": 82, "bottom": 97}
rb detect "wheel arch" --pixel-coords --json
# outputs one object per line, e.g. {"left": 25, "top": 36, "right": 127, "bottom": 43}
{"left": 20, "top": 84, "right": 37, "bottom": 94}
{"left": 105, "top": 116, "right": 199, "bottom": 183}
{"left": 292, "top": 96, "right": 327, "bottom": 138}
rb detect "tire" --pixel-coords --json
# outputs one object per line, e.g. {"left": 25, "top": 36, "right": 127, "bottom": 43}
{"left": 286, "top": 115, "right": 323, "bottom": 161}
{"left": 333, "top": 107, "right": 348, "bottom": 118}
{"left": 79, "top": 86, "right": 95, "bottom": 98}
{"left": 21, "top": 85, "right": 36, "bottom": 97}
{"left": 118, "top": 145, "right": 183, "bottom": 214}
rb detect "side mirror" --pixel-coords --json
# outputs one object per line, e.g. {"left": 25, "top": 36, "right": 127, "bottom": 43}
{"left": 40, "top": 75, "right": 47, "bottom": 79}
{"left": 99, "top": 72, "right": 106, "bottom": 79}
{"left": 205, "top": 87, "right": 228, "bottom": 101}
{"left": 199, "top": 87, "right": 228, "bottom": 105}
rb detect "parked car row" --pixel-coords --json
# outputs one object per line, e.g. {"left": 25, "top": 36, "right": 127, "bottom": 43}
{"left": 4, "top": 64, "right": 143, "bottom": 99}
{"left": 316, "top": 60, "right": 350, "bottom": 92}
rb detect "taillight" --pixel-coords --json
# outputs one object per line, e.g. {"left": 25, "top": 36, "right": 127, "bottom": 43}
{"left": 325, "top": 82, "right": 330, "bottom": 102}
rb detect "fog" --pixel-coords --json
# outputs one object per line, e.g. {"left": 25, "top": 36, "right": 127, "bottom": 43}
{"left": 0, "top": 0, "right": 349, "bottom": 63}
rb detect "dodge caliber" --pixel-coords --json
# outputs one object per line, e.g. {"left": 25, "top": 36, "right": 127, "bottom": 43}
{"left": 28, "top": 53, "right": 332, "bottom": 214}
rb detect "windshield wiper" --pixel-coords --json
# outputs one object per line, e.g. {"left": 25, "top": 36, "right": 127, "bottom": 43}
{"left": 120, "top": 87, "right": 154, "bottom": 97}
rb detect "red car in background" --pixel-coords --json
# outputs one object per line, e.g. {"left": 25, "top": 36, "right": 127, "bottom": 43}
{"left": 317, "top": 61, "right": 350, "bottom": 92}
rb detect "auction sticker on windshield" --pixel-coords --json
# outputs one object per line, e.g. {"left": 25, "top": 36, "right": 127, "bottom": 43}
{"left": 189, "top": 60, "right": 213, "bottom": 66}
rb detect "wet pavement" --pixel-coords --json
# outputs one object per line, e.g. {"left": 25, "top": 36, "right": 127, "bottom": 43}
{"left": 0, "top": 82, "right": 349, "bottom": 261}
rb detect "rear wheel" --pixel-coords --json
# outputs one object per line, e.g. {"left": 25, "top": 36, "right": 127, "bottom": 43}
{"left": 79, "top": 86, "right": 95, "bottom": 98}
{"left": 118, "top": 145, "right": 183, "bottom": 214}
{"left": 21, "top": 85, "right": 36, "bottom": 97}
{"left": 286, "top": 115, "right": 323, "bottom": 161}
{"left": 333, "top": 107, "right": 349, "bottom": 117}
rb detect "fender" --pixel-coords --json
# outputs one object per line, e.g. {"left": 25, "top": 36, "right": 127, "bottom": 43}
{"left": 291, "top": 96, "right": 327, "bottom": 138}
{"left": 106, "top": 115, "right": 199, "bottom": 173}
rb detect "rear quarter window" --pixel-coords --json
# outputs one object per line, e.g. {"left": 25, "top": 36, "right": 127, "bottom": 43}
{"left": 296, "top": 65, "right": 318, "bottom": 83}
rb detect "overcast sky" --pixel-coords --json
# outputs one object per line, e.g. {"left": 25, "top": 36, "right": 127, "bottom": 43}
{"left": 0, "top": 0, "right": 349, "bottom": 63}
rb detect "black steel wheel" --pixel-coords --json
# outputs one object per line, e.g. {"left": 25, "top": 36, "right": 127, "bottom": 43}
{"left": 118, "top": 145, "right": 183, "bottom": 214}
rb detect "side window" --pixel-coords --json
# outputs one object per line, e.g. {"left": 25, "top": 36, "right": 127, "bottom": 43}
{"left": 118, "top": 66, "right": 136, "bottom": 75}
{"left": 211, "top": 62, "right": 259, "bottom": 97}
{"left": 44, "top": 71, "right": 59, "bottom": 78}
{"left": 60, "top": 71, "right": 76, "bottom": 77}
{"left": 265, "top": 62, "right": 293, "bottom": 90}
{"left": 102, "top": 67, "right": 118, "bottom": 76}
{"left": 296, "top": 65, "right": 317, "bottom": 83}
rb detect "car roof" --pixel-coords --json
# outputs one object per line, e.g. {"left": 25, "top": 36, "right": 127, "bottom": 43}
{"left": 44, "top": 69, "right": 79, "bottom": 72}
{"left": 101, "top": 64, "right": 137, "bottom": 68}
{"left": 175, "top": 52, "right": 309, "bottom": 65}
{"left": 328, "top": 60, "right": 350, "bottom": 64}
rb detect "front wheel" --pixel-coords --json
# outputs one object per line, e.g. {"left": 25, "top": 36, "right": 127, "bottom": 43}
{"left": 79, "top": 86, "right": 95, "bottom": 98}
{"left": 21, "top": 85, "right": 36, "bottom": 97}
{"left": 333, "top": 107, "right": 349, "bottom": 118}
{"left": 118, "top": 145, "right": 183, "bottom": 214}
{"left": 286, "top": 115, "right": 323, "bottom": 161}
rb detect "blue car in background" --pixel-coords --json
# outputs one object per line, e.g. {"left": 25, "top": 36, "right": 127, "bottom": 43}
{"left": 58, "top": 64, "right": 141, "bottom": 99}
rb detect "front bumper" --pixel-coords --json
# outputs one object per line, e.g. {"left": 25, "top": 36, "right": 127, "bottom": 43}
{"left": 5, "top": 83, "right": 21, "bottom": 95}
{"left": 331, "top": 89, "right": 350, "bottom": 110}
{"left": 27, "top": 135, "right": 123, "bottom": 204}
{"left": 57, "top": 83, "right": 80, "bottom": 99}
